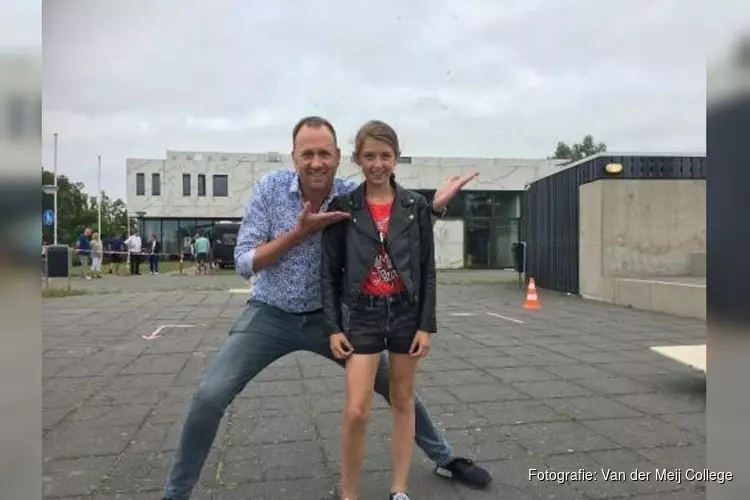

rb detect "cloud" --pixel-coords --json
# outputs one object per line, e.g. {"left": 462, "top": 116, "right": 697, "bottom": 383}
{"left": 41, "top": 0, "right": 718, "bottom": 199}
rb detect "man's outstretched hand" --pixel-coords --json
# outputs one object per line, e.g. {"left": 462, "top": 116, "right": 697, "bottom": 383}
{"left": 433, "top": 172, "right": 479, "bottom": 211}
{"left": 296, "top": 202, "right": 350, "bottom": 237}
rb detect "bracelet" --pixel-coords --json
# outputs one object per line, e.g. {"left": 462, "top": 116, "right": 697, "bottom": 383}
{"left": 430, "top": 203, "right": 447, "bottom": 218}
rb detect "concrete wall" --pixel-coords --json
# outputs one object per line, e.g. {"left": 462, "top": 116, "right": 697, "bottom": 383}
{"left": 125, "top": 150, "right": 565, "bottom": 218}
{"left": 434, "top": 220, "right": 464, "bottom": 269}
{"left": 579, "top": 179, "right": 706, "bottom": 318}
{"left": 608, "top": 277, "right": 706, "bottom": 320}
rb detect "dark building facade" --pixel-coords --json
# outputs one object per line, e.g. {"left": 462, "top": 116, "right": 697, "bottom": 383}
{"left": 523, "top": 154, "right": 707, "bottom": 295}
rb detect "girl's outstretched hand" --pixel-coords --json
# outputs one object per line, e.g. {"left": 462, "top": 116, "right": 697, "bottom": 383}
{"left": 409, "top": 331, "right": 431, "bottom": 358}
{"left": 330, "top": 332, "right": 354, "bottom": 359}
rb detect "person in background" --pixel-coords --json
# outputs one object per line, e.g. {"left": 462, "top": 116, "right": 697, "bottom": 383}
{"left": 148, "top": 233, "right": 162, "bottom": 275}
{"left": 193, "top": 231, "right": 211, "bottom": 275}
{"left": 76, "top": 227, "right": 92, "bottom": 280}
{"left": 42, "top": 237, "right": 48, "bottom": 278}
{"left": 90, "top": 232, "right": 104, "bottom": 278}
{"left": 208, "top": 235, "right": 216, "bottom": 272}
{"left": 125, "top": 229, "right": 143, "bottom": 275}
{"left": 108, "top": 232, "right": 125, "bottom": 275}
{"left": 179, "top": 235, "right": 192, "bottom": 274}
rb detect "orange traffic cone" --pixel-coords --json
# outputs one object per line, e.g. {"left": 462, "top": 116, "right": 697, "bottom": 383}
{"left": 524, "top": 278, "right": 542, "bottom": 309}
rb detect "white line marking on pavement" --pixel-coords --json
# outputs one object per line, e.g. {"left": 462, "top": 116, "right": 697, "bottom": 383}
{"left": 228, "top": 288, "right": 251, "bottom": 294}
{"left": 142, "top": 324, "right": 199, "bottom": 340}
{"left": 485, "top": 312, "right": 525, "bottom": 324}
{"left": 650, "top": 344, "right": 706, "bottom": 372}
{"left": 450, "top": 312, "right": 475, "bottom": 316}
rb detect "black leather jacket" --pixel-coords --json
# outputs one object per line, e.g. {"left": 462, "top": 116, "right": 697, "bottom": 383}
{"left": 320, "top": 180, "right": 437, "bottom": 336}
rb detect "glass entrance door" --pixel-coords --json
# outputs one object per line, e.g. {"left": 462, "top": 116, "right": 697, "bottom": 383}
{"left": 465, "top": 220, "right": 491, "bottom": 268}
{"left": 464, "top": 218, "right": 519, "bottom": 269}
{"left": 490, "top": 219, "right": 519, "bottom": 269}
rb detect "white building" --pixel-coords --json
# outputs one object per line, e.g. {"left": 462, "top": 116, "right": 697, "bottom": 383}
{"left": 126, "top": 150, "right": 565, "bottom": 269}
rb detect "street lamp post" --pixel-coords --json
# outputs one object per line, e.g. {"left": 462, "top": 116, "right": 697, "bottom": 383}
{"left": 97, "top": 155, "right": 102, "bottom": 236}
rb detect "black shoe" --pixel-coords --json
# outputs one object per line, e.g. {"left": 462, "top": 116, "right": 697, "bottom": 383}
{"left": 434, "top": 457, "right": 492, "bottom": 489}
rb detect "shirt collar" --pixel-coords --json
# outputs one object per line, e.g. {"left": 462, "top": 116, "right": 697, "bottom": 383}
{"left": 288, "top": 172, "right": 301, "bottom": 195}
{"left": 288, "top": 171, "right": 339, "bottom": 207}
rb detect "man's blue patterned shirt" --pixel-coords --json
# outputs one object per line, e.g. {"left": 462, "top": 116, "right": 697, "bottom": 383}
{"left": 235, "top": 169, "right": 358, "bottom": 313}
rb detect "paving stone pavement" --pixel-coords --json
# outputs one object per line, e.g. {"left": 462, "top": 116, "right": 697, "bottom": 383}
{"left": 43, "top": 271, "right": 248, "bottom": 294}
{"left": 42, "top": 284, "right": 707, "bottom": 499}
{"left": 43, "top": 269, "right": 520, "bottom": 295}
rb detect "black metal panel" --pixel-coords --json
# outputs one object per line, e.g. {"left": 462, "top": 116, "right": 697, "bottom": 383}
{"left": 524, "top": 154, "right": 706, "bottom": 294}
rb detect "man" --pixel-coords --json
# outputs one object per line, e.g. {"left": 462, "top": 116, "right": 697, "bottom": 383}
{"left": 107, "top": 233, "right": 124, "bottom": 275}
{"left": 75, "top": 227, "right": 92, "bottom": 280}
{"left": 162, "top": 116, "right": 489, "bottom": 500}
{"left": 193, "top": 231, "right": 210, "bottom": 275}
{"left": 124, "top": 229, "right": 142, "bottom": 275}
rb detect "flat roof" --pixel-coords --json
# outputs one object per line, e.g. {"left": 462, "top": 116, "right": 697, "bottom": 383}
{"left": 524, "top": 151, "right": 707, "bottom": 187}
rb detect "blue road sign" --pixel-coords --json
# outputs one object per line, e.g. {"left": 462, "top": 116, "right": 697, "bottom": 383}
{"left": 43, "top": 209, "right": 55, "bottom": 226}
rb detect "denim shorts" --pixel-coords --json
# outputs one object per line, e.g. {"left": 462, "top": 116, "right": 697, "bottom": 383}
{"left": 345, "top": 291, "right": 419, "bottom": 354}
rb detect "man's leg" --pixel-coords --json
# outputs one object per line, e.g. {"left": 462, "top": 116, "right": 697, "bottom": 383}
{"left": 79, "top": 255, "right": 89, "bottom": 278}
{"left": 300, "top": 311, "right": 492, "bottom": 489}
{"left": 163, "top": 302, "right": 297, "bottom": 500}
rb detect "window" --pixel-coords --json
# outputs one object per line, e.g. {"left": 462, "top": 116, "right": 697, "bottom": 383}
{"left": 464, "top": 192, "right": 492, "bottom": 218}
{"left": 161, "top": 220, "right": 180, "bottom": 256}
{"left": 136, "top": 173, "right": 145, "bottom": 195}
{"left": 142, "top": 219, "right": 162, "bottom": 242}
{"left": 219, "top": 232, "right": 237, "bottom": 245}
{"left": 213, "top": 174, "right": 228, "bottom": 197}
{"left": 197, "top": 174, "right": 206, "bottom": 196}
{"left": 491, "top": 192, "right": 522, "bottom": 218}
{"left": 182, "top": 174, "right": 191, "bottom": 196}
{"left": 152, "top": 173, "right": 161, "bottom": 196}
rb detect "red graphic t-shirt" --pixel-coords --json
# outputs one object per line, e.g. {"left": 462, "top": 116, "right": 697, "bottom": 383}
{"left": 360, "top": 201, "right": 406, "bottom": 296}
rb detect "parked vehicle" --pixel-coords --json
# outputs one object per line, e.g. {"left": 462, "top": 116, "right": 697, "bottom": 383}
{"left": 212, "top": 221, "right": 240, "bottom": 269}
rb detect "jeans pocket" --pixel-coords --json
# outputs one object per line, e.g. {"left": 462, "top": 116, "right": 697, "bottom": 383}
{"left": 229, "top": 319, "right": 249, "bottom": 336}
{"left": 228, "top": 304, "right": 260, "bottom": 336}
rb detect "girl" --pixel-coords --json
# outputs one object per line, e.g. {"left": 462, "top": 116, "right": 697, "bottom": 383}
{"left": 148, "top": 233, "right": 161, "bottom": 275}
{"left": 90, "top": 232, "right": 104, "bottom": 278}
{"left": 321, "top": 120, "right": 437, "bottom": 500}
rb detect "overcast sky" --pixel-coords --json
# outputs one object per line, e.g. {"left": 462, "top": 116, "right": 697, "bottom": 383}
{"left": 38, "top": 0, "right": 741, "bottom": 199}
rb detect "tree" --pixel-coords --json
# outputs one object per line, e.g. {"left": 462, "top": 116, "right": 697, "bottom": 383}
{"left": 41, "top": 168, "right": 129, "bottom": 244}
{"left": 552, "top": 134, "right": 607, "bottom": 164}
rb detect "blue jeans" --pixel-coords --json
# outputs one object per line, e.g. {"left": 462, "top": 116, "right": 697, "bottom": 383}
{"left": 163, "top": 300, "right": 453, "bottom": 500}
{"left": 149, "top": 254, "right": 159, "bottom": 273}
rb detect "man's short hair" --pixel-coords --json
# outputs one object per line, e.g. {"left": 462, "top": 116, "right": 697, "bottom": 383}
{"left": 292, "top": 116, "right": 338, "bottom": 146}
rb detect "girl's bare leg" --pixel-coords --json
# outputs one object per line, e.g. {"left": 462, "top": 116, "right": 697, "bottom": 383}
{"left": 340, "top": 353, "right": 381, "bottom": 499}
{"left": 388, "top": 352, "right": 419, "bottom": 494}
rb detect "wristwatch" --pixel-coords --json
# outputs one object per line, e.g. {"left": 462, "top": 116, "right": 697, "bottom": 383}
{"left": 430, "top": 203, "right": 447, "bottom": 218}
